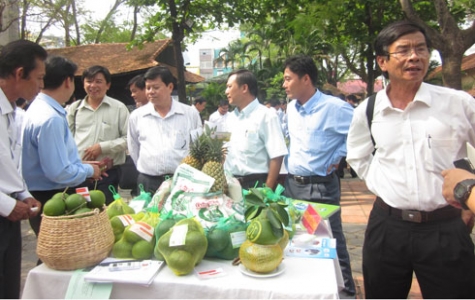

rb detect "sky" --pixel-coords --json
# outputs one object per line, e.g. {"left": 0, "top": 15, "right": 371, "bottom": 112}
{"left": 81, "top": 0, "right": 240, "bottom": 67}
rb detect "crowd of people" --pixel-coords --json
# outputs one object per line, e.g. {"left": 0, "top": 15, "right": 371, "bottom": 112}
{"left": 1, "top": 19, "right": 475, "bottom": 299}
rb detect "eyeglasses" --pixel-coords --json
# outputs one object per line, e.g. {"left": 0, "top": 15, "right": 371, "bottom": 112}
{"left": 386, "top": 46, "right": 430, "bottom": 59}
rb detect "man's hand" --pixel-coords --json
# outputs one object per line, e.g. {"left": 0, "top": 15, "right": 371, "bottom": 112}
{"left": 82, "top": 143, "right": 102, "bottom": 161}
{"left": 7, "top": 200, "right": 33, "bottom": 222}
{"left": 441, "top": 168, "right": 475, "bottom": 207}
{"left": 461, "top": 209, "right": 475, "bottom": 233}
{"left": 23, "top": 197, "right": 42, "bottom": 218}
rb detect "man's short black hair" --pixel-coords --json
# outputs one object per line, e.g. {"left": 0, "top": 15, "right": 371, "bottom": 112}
{"left": 0, "top": 40, "right": 47, "bottom": 79}
{"left": 43, "top": 56, "right": 77, "bottom": 90}
{"left": 228, "top": 69, "right": 258, "bottom": 97}
{"left": 346, "top": 94, "right": 359, "bottom": 103}
{"left": 284, "top": 55, "right": 318, "bottom": 87}
{"left": 218, "top": 99, "right": 229, "bottom": 107}
{"left": 194, "top": 96, "right": 206, "bottom": 105}
{"left": 82, "top": 65, "right": 111, "bottom": 83}
{"left": 144, "top": 66, "right": 176, "bottom": 89}
{"left": 127, "top": 74, "right": 145, "bottom": 90}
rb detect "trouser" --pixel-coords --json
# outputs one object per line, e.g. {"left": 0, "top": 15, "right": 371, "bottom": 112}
{"left": 363, "top": 201, "right": 475, "bottom": 298}
{"left": 77, "top": 166, "right": 121, "bottom": 205}
{"left": 284, "top": 172, "right": 356, "bottom": 295}
{"left": 0, "top": 217, "right": 22, "bottom": 299}
{"left": 234, "top": 173, "right": 268, "bottom": 190}
{"left": 137, "top": 173, "right": 173, "bottom": 196}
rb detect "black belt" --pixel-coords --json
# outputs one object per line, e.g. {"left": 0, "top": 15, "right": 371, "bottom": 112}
{"left": 288, "top": 173, "right": 335, "bottom": 184}
{"left": 141, "top": 173, "right": 173, "bottom": 182}
{"left": 234, "top": 174, "right": 267, "bottom": 185}
{"left": 375, "top": 197, "right": 460, "bottom": 223}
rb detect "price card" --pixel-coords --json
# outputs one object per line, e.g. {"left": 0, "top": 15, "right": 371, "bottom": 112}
{"left": 169, "top": 224, "right": 188, "bottom": 247}
{"left": 76, "top": 187, "right": 91, "bottom": 202}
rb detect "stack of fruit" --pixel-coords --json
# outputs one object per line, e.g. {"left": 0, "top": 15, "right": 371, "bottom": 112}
{"left": 238, "top": 188, "right": 290, "bottom": 273}
{"left": 155, "top": 217, "right": 208, "bottom": 276}
{"left": 43, "top": 190, "right": 106, "bottom": 217}
{"left": 205, "top": 216, "right": 248, "bottom": 260}
{"left": 181, "top": 125, "right": 227, "bottom": 194}
{"left": 112, "top": 211, "right": 159, "bottom": 259}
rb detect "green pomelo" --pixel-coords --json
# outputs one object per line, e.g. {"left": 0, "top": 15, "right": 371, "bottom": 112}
{"left": 278, "top": 230, "right": 289, "bottom": 250}
{"left": 51, "top": 192, "right": 68, "bottom": 202}
{"left": 65, "top": 194, "right": 87, "bottom": 212}
{"left": 110, "top": 216, "right": 125, "bottom": 235}
{"left": 167, "top": 250, "right": 195, "bottom": 276}
{"left": 88, "top": 190, "right": 106, "bottom": 208}
{"left": 207, "top": 228, "right": 229, "bottom": 252}
{"left": 112, "top": 239, "right": 133, "bottom": 258}
{"left": 132, "top": 240, "right": 154, "bottom": 260}
{"left": 156, "top": 219, "right": 176, "bottom": 238}
{"left": 43, "top": 199, "right": 66, "bottom": 216}
{"left": 107, "top": 204, "right": 124, "bottom": 219}
{"left": 124, "top": 228, "right": 143, "bottom": 244}
{"left": 246, "top": 218, "right": 280, "bottom": 245}
{"left": 74, "top": 207, "right": 92, "bottom": 215}
{"left": 239, "top": 240, "right": 283, "bottom": 273}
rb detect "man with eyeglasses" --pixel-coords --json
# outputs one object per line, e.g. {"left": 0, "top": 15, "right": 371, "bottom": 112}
{"left": 347, "top": 20, "right": 475, "bottom": 298}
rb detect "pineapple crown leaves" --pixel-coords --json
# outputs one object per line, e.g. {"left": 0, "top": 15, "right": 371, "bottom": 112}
{"left": 243, "top": 187, "right": 290, "bottom": 229}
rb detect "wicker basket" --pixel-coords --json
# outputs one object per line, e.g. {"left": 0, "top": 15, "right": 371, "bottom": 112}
{"left": 37, "top": 207, "right": 114, "bottom": 271}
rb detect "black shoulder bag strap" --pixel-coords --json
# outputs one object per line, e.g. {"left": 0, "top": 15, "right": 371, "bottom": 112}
{"left": 71, "top": 99, "right": 83, "bottom": 137}
{"left": 365, "top": 94, "right": 377, "bottom": 149}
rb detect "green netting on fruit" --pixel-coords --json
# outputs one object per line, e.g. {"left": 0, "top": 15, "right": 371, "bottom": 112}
{"left": 205, "top": 216, "right": 248, "bottom": 260}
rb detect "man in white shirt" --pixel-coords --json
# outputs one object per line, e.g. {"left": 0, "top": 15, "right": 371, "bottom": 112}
{"left": 347, "top": 20, "right": 475, "bottom": 298}
{"left": 208, "top": 99, "right": 230, "bottom": 132}
{"left": 0, "top": 40, "right": 43, "bottom": 299}
{"left": 67, "top": 66, "right": 129, "bottom": 204}
{"left": 128, "top": 66, "right": 201, "bottom": 194}
{"left": 192, "top": 96, "right": 206, "bottom": 125}
{"left": 224, "top": 69, "right": 287, "bottom": 190}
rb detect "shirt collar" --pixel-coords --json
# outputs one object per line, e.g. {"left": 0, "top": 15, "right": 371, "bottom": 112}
{"left": 380, "top": 82, "right": 432, "bottom": 112}
{"left": 295, "top": 90, "right": 320, "bottom": 114}
{"left": 0, "top": 88, "right": 14, "bottom": 116}
{"left": 143, "top": 99, "right": 186, "bottom": 118}
{"left": 233, "top": 98, "right": 259, "bottom": 118}
{"left": 37, "top": 93, "right": 67, "bottom": 116}
{"left": 82, "top": 95, "right": 112, "bottom": 109}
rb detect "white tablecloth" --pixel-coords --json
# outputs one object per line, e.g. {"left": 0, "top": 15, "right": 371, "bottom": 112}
{"left": 22, "top": 257, "right": 340, "bottom": 299}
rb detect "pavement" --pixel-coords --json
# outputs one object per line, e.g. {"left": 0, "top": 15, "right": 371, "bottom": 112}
{"left": 20, "top": 175, "right": 473, "bottom": 299}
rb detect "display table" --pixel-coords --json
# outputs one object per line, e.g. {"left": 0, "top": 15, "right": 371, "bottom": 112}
{"left": 22, "top": 257, "right": 340, "bottom": 299}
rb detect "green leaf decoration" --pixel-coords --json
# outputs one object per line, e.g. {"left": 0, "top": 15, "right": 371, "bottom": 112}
{"left": 244, "top": 206, "right": 262, "bottom": 221}
{"left": 270, "top": 203, "right": 290, "bottom": 227}
{"left": 266, "top": 208, "right": 283, "bottom": 236}
{"left": 244, "top": 193, "right": 266, "bottom": 207}
{"left": 249, "top": 188, "right": 265, "bottom": 201}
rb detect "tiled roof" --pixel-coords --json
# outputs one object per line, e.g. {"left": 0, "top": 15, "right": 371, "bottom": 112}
{"left": 428, "top": 52, "right": 475, "bottom": 79}
{"left": 47, "top": 40, "right": 205, "bottom": 83}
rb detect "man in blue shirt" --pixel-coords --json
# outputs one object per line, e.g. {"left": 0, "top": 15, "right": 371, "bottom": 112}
{"left": 282, "top": 55, "right": 355, "bottom": 297}
{"left": 22, "top": 56, "right": 102, "bottom": 237}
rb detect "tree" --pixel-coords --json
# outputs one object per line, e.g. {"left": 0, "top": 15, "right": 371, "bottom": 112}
{"left": 134, "top": 0, "right": 277, "bottom": 103}
{"left": 400, "top": 0, "right": 475, "bottom": 89}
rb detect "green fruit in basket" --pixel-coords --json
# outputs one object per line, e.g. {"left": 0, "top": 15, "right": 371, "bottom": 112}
{"left": 132, "top": 240, "right": 154, "bottom": 259}
{"left": 112, "top": 238, "right": 133, "bottom": 258}
{"left": 74, "top": 207, "right": 93, "bottom": 215}
{"left": 88, "top": 190, "right": 106, "bottom": 209}
{"left": 246, "top": 218, "right": 281, "bottom": 245}
{"left": 65, "top": 194, "right": 87, "bottom": 212}
{"left": 43, "top": 198, "right": 66, "bottom": 216}
{"left": 51, "top": 192, "right": 68, "bottom": 202}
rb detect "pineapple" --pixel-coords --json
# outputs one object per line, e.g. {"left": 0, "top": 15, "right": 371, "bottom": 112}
{"left": 181, "top": 135, "right": 206, "bottom": 170}
{"left": 201, "top": 135, "right": 228, "bottom": 194}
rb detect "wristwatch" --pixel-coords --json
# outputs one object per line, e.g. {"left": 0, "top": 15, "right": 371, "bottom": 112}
{"left": 453, "top": 179, "right": 475, "bottom": 210}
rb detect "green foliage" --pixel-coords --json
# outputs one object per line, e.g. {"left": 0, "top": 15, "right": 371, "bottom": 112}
{"left": 199, "top": 82, "right": 226, "bottom": 117}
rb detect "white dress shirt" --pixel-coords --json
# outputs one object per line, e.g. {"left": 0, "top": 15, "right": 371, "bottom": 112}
{"left": 224, "top": 99, "right": 288, "bottom": 176}
{"left": 208, "top": 110, "right": 230, "bottom": 132}
{"left": 0, "top": 89, "right": 32, "bottom": 217}
{"left": 347, "top": 83, "right": 475, "bottom": 211}
{"left": 128, "top": 101, "right": 201, "bottom": 176}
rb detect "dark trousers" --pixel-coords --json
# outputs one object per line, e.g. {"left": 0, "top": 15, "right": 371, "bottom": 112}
{"left": 0, "top": 217, "right": 22, "bottom": 299}
{"left": 235, "top": 174, "right": 268, "bottom": 190}
{"left": 284, "top": 172, "right": 356, "bottom": 295}
{"left": 78, "top": 166, "right": 120, "bottom": 205}
{"left": 363, "top": 202, "right": 475, "bottom": 298}
{"left": 137, "top": 173, "right": 173, "bottom": 196}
